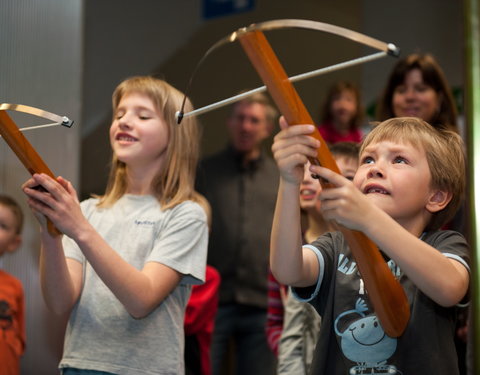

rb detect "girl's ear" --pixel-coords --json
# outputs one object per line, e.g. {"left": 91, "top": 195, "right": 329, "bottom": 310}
{"left": 426, "top": 189, "right": 452, "bottom": 213}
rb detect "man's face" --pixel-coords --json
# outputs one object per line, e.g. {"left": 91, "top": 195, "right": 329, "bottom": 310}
{"left": 227, "top": 101, "right": 271, "bottom": 155}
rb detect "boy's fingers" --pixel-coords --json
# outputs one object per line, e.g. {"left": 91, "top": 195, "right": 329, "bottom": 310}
{"left": 309, "top": 166, "right": 344, "bottom": 186}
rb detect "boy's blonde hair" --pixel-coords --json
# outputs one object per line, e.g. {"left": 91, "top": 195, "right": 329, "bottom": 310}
{"left": 98, "top": 76, "right": 202, "bottom": 210}
{"left": 0, "top": 195, "right": 23, "bottom": 234}
{"left": 360, "top": 117, "right": 465, "bottom": 231}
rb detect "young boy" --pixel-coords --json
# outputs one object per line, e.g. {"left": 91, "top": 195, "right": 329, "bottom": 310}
{"left": 0, "top": 194, "right": 26, "bottom": 375}
{"left": 270, "top": 117, "right": 470, "bottom": 374}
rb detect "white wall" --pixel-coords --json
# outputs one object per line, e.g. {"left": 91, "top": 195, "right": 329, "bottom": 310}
{"left": 0, "top": 1, "right": 82, "bottom": 373}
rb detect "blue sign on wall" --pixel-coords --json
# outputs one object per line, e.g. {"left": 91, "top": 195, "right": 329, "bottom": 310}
{"left": 203, "top": 0, "right": 255, "bottom": 19}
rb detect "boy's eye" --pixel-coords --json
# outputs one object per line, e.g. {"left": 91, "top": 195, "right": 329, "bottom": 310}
{"left": 362, "top": 156, "right": 374, "bottom": 164}
{"left": 393, "top": 156, "right": 408, "bottom": 164}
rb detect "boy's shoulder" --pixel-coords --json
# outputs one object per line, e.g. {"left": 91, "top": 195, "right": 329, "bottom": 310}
{"left": 421, "top": 229, "right": 467, "bottom": 246}
{"left": 422, "top": 229, "right": 469, "bottom": 263}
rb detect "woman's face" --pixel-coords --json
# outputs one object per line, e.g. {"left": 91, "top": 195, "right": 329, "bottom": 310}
{"left": 392, "top": 68, "right": 440, "bottom": 123}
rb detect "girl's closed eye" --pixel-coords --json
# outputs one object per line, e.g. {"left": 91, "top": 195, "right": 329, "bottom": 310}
{"left": 138, "top": 111, "right": 152, "bottom": 120}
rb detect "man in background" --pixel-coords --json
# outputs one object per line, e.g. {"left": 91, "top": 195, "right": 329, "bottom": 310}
{"left": 196, "top": 92, "right": 278, "bottom": 375}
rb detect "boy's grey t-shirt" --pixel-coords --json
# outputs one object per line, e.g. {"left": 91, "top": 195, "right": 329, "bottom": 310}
{"left": 292, "top": 230, "right": 470, "bottom": 375}
{"left": 59, "top": 195, "right": 208, "bottom": 375}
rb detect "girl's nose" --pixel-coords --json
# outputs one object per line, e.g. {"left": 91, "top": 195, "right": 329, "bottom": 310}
{"left": 118, "top": 113, "right": 133, "bottom": 129}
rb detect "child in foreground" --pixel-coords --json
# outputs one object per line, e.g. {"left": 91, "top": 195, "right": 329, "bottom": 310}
{"left": 0, "top": 195, "right": 25, "bottom": 375}
{"left": 270, "top": 117, "right": 470, "bottom": 374}
{"left": 23, "top": 76, "right": 209, "bottom": 375}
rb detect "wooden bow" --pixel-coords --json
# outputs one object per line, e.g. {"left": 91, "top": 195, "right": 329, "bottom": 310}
{"left": 239, "top": 28, "right": 409, "bottom": 337}
{"left": 179, "top": 20, "right": 409, "bottom": 337}
{"left": 0, "top": 104, "right": 73, "bottom": 236}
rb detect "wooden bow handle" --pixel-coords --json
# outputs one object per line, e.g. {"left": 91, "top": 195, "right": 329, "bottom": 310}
{"left": 239, "top": 30, "right": 409, "bottom": 337}
{"left": 0, "top": 110, "right": 61, "bottom": 236}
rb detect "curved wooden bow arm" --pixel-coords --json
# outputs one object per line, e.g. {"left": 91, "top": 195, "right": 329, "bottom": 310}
{"left": 0, "top": 104, "right": 73, "bottom": 236}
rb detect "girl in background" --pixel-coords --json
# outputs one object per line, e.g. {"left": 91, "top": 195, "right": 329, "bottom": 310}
{"left": 23, "top": 76, "right": 209, "bottom": 375}
{"left": 317, "top": 81, "right": 364, "bottom": 144}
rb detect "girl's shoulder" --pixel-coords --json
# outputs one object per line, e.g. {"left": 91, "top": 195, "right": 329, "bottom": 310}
{"left": 167, "top": 199, "right": 208, "bottom": 222}
{"left": 80, "top": 197, "right": 100, "bottom": 211}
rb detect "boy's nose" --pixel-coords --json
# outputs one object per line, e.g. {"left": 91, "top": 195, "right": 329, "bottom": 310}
{"left": 367, "top": 165, "right": 384, "bottom": 178}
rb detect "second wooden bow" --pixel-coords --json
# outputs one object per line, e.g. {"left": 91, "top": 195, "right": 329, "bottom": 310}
{"left": 0, "top": 103, "right": 73, "bottom": 236}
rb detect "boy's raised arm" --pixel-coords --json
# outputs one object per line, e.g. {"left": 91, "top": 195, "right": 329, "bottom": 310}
{"left": 270, "top": 119, "right": 321, "bottom": 287}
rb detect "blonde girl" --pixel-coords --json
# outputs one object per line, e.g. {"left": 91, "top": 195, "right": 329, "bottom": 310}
{"left": 23, "top": 76, "right": 208, "bottom": 375}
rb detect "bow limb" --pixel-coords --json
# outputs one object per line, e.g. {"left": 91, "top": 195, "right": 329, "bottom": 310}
{"left": 0, "top": 109, "right": 61, "bottom": 236}
{"left": 0, "top": 103, "right": 73, "bottom": 127}
{"left": 238, "top": 30, "right": 409, "bottom": 337}
{"left": 176, "top": 19, "right": 399, "bottom": 123}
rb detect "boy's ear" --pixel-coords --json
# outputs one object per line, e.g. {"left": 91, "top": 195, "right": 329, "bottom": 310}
{"left": 6, "top": 234, "right": 22, "bottom": 253}
{"left": 426, "top": 189, "right": 452, "bottom": 213}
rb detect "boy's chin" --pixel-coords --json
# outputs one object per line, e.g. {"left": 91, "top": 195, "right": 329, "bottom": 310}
{"left": 365, "top": 194, "right": 393, "bottom": 211}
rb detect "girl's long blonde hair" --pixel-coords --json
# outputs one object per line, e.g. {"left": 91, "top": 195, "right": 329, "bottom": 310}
{"left": 97, "top": 76, "right": 204, "bottom": 210}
